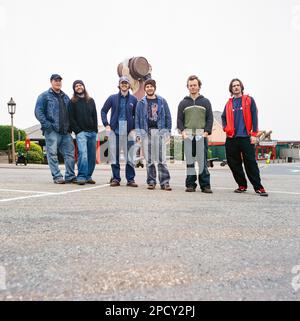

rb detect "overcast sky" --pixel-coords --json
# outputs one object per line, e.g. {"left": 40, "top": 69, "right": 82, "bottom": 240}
{"left": 0, "top": 0, "right": 299, "bottom": 140}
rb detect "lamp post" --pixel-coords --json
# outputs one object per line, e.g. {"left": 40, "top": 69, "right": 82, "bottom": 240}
{"left": 7, "top": 98, "right": 16, "bottom": 164}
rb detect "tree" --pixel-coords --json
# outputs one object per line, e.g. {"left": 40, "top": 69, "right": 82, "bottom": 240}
{"left": 0, "top": 125, "right": 26, "bottom": 150}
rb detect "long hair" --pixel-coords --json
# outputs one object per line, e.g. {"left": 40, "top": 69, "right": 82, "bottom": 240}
{"left": 71, "top": 91, "right": 91, "bottom": 103}
{"left": 229, "top": 78, "right": 244, "bottom": 95}
{"left": 186, "top": 75, "right": 202, "bottom": 88}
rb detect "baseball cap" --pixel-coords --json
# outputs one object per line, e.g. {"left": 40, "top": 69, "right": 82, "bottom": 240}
{"left": 119, "top": 76, "right": 130, "bottom": 84}
{"left": 50, "top": 74, "right": 63, "bottom": 81}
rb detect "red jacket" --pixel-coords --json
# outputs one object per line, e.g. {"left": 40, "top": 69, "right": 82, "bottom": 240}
{"left": 223, "top": 95, "right": 258, "bottom": 138}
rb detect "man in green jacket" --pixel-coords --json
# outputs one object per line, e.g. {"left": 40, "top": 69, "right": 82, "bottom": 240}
{"left": 177, "top": 75, "right": 214, "bottom": 193}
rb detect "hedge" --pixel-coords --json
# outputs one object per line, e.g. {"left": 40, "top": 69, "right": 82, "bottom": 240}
{"left": 0, "top": 125, "right": 26, "bottom": 150}
{"left": 16, "top": 141, "right": 44, "bottom": 164}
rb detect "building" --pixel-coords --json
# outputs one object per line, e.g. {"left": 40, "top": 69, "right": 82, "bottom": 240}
{"left": 24, "top": 124, "right": 107, "bottom": 163}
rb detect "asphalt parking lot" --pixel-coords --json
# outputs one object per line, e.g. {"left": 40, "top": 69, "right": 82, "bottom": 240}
{"left": 0, "top": 161, "right": 300, "bottom": 301}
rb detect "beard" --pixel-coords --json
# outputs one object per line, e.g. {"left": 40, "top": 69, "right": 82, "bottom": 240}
{"left": 75, "top": 89, "right": 85, "bottom": 98}
{"left": 146, "top": 91, "right": 155, "bottom": 97}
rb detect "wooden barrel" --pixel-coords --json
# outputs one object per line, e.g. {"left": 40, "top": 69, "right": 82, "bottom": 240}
{"left": 128, "top": 57, "right": 150, "bottom": 80}
{"left": 117, "top": 63, "right": 123, "bottom": 77}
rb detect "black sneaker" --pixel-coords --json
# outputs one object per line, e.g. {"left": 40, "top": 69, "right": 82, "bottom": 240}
{"left": 201, "top": 187, "right": 213, "bottom": 194}
{"left": 86, "top": 179, "right": 96, "bottom": 184}
{"left": 75, "top": 179, "right": 86, "bottom": 185}
{"left": 161, "top": 184, "right": 172, "bottom": 191}
{"left": 54, "top": 178, "right": 65, "bottom": 184}
{"left": 234, "top": 186, "right": 247, "bottom": 193}
{"left": 110, "top": 180, "right": 120, "bottom": 187}
{"left": 127, "top": 181, "right": 138, "bottom": 187}
{"left": 185, "top": 187, "right": 196, "bottom": 192}
{"left": 255, "top": 188, "right": 268, "bottom": 197}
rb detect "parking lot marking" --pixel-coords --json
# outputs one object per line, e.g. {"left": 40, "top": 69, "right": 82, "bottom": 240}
{"left": 0, "top": 184, "right": 110, "bottom": 203}
{"left": 1, "top": 184, "right": 300, "bottom": 204}
{"left": 0, "top": 189, "right": 55, "bottom": 195}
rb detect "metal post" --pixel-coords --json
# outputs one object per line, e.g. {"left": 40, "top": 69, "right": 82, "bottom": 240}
{"left": 11, "top": 114, "right": 15, "bottom": 164}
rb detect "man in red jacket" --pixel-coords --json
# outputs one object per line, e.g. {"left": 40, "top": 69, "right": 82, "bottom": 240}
{"left": 221, "top": 79, "right": 268, "bottom": 196}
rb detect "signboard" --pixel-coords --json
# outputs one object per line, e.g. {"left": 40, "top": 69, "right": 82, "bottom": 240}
{"left": 259, "top": 141, "right": 277, "bottom": 146}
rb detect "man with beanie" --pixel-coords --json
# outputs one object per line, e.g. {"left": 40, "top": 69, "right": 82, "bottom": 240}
{"left": 101, "top": 76, "right": 138, "bottom": 187}
{"left": 135, "top": 79, "right": 172, "bottom": 190}
{"left": 177, "top": 75, "right": 213, "bottom": 193}
{"left": 221, "top": 78, "right": 268, "bottom": 196}
{"left": 35, "top": 74, "right": 76, "bottom": 184}
{"left": 69, "top": 80, "right": 98, "bottom": 185}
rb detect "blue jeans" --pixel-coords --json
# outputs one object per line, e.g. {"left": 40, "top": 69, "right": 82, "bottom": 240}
{"left": 76, "top": 131, "right": 97, "bottom": 182}
{"left": 44, "top": 130, "right": 75, "bottom": 181}
{"left": 142, "top": 131, "right": 170, "bottom": 186}
{"left": 108, "top": 132, "right": 135, "bottom": 183}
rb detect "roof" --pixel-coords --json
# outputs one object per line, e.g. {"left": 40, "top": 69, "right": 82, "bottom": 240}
{"left": 213, "top": 111, "right": 223, "bottom": 125}
{"left": 24, "top": 124, "right": 44, "bottom": 140}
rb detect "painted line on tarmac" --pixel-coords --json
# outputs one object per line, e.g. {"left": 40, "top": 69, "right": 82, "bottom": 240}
{"left": 1, "top": 184, "right": 299, "bottom": 203}
{"left": 0, "top": 184, "right": 110, "bottom": 203}
{"left": 0, "top": 188, "right": 55, "bottom": 195}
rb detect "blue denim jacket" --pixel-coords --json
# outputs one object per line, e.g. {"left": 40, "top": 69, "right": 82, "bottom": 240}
{"left": 35, "top": 88, "right": 70, "bottom": 134}
{"left": 135, "top": 95, "right": 172, "bottom": 138}
{"left": 101, "top": 92, "right": 137, "bottom": 134}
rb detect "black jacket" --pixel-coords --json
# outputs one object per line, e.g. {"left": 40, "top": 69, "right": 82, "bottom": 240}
{"left": 177, "top": 95, "right": 213, "bottom": 134}
{"left": 69, "top": 97, "right": 98, "bottom": 134}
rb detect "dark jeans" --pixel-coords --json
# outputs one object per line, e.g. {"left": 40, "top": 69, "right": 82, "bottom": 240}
{"left": 225, "top": 137, "right": 263, "bottom": 190}
{"left": 142, "top": 130, "right": 170, "bottom": 186}
{"left": 109, "top": 133, "right": 135, "bottom": 183}
{"left": 184, "top": 136, "right": 210, "bottom": 189}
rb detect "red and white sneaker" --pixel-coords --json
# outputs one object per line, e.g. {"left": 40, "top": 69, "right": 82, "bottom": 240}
{"left": 255, "top": 188, "right": 269, "bottom": 197}
{"left": 234, "top": 186, "right": 247, "bottom": 193}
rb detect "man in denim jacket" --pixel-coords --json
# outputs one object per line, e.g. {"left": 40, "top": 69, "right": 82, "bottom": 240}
{"left": 135, "top": 79, "right": 172, "bottom": 191}
{"left": 101, "top": 76, "right": 138, "bottom": 187}
{"left": 35, "top": 74, "right": 76, "bottom": 184}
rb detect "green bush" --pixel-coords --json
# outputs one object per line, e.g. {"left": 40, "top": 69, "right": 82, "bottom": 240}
{"left": 208, "top": 148, "right": 213, "bottom": 159}
{"left": 0, "top": 125, "right": 26, "bottom": 150}
{"left": 16, "top": 141, "right": 44, "bottom": 164}
{"left": 26, "top": 151, "right": 44, "bottom": 164}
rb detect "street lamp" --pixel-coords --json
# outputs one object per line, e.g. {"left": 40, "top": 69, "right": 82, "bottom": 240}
{"left": 7, "top": 97, "right": 16, "bottom": 164}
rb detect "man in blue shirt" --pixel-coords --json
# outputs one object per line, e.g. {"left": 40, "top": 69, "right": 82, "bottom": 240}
{"left": 222, "top": 78, "right": 268, "bottom": 196}
{"left": 101, "top": 76, "right": 138, "bottom": 187}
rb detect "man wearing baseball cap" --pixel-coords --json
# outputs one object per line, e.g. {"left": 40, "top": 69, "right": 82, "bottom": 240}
{"left": 35, "top": 74, "right": 76, "bottom": 184}
{"left": 101, "top": 76, "right": 138, "bottom": 187}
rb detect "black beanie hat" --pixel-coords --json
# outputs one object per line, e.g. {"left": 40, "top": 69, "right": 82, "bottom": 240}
{"left": 73, "top": 80, "right": 85, "bottom": 92}
{"left": 144, "top": 78, "right": 156, "bottom": 89}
